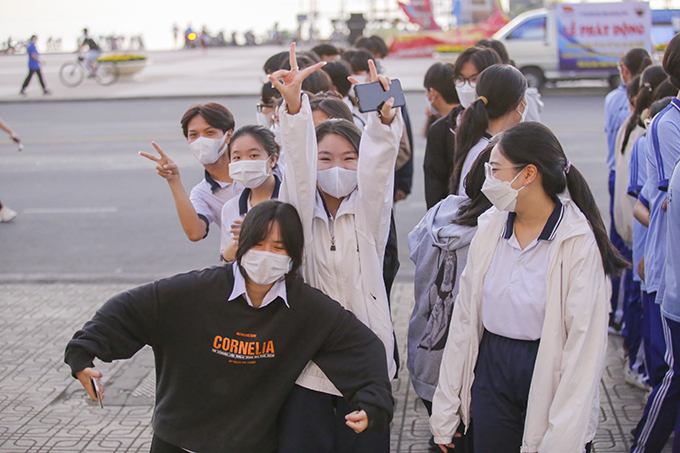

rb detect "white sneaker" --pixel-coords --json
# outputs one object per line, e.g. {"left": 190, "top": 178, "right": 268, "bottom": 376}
{"left": 624, "top": 366, "right": 652, "bottom": 391}
{"left": 0, "top": 206, "right": 17, "bottom": 222}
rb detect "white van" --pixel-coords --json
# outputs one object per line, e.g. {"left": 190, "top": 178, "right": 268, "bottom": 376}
{"left": 493, "top": 8, "right": 622, "bottom": 89}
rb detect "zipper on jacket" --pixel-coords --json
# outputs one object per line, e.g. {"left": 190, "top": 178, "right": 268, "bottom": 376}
{"left": 330, "top": 237, "right": 336, "bottom": 251}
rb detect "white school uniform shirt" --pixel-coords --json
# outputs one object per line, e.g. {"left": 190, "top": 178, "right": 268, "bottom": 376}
{"left": 229, "top": 262, "right": 289, "bottom": 308}
{"left": 279, "top": 94, "right": 403, "bottom": 395}
{"left": 219, "top": 174, "right": 281, "bottom": 253}
{"left": 189, "top": 170, "right": 243, "bottom": 234}
{"left": 431, "top": 200, "right": 609, "bottom": 452}
{"left": 457, "top": 135, "right": 490, "bottom": 195}
{"left": 482, "top": 203, "right": 564, "bottom": 341}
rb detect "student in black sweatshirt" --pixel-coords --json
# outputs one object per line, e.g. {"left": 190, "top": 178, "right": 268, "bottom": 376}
{"left": 64, "top": 200, "right": 393, "bottom": 453}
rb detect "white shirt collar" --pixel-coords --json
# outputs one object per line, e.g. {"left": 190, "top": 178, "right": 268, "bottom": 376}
{"left": 228, "top": 262, "right": 289, "bottom": 309}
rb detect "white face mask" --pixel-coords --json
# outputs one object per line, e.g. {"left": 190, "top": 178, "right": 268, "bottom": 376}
{"left": 256, "top": 110, "right": 274, "bottom": 128}
{"left": 455, "top": 83, "right": 477, "bottom": 109}
{"left": 189, "top": 134, "right": 228, "bottom": 165}
{"left": 517, "top": 99, "right": 528, "bottom": 123}
{"left": 426, "top": 91, "right": 439, "bottom": 116}
{"left": 481, "top": 163, "right": 526, "bottom": 212}
{"left": 241, "top": 249, "right": 291, "bottom": 285}
{"left": 229, "top": 157, "right": 272, "bottom": 189}
{"left": 317, "top": 166, "right": 358, "bottom": 199}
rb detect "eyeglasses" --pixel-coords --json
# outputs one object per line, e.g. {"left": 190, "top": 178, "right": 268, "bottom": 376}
{"left": 484, "top": 162, "right": 527, "bottom": 178}
{"left": 453, "top": 74, "right": 478, "bottom": 88}
{"left": 256, "top": 103, "right": 274, "bottom": 113}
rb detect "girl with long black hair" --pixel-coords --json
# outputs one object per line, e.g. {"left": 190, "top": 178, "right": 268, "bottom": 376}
{"left": 451, "top": 64, "right": 527, "bottom": 195}
{"left": 431, "top": 122, "right": 627, "bottom": 453}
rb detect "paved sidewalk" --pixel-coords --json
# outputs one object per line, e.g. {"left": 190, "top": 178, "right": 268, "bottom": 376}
{"left": 0, "top": 281, "right": 672, "bottom": 452}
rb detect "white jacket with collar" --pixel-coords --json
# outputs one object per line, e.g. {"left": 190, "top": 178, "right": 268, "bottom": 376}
{"left": 279, "top": 95, "right": 403, "bottom": 395}
{"left": 430, "top": 200, "right": 610, "bottom": 452}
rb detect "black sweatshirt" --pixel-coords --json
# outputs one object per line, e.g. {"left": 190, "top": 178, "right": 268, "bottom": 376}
{"left": 424, "top": 105, "right": 464, "bottom": 209}
{"left": 64, "top": 265, "right": 393, "bottom": 453}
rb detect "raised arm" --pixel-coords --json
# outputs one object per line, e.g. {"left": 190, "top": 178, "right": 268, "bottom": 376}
{"left": 355, "top": 60, "right": 403, "bottom": 257}
{"left": 140, "top": 142, "right": 208, "bottom": 241}
{"left": 271, "top": 43, "right": 327, "bottom": 260}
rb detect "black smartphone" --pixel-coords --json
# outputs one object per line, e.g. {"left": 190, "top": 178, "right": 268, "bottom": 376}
{"left": 354, "top": 79, "right": 406, "bottom": 114}
{"left": 90, "top": 376, "right": 104, "bottom": 408}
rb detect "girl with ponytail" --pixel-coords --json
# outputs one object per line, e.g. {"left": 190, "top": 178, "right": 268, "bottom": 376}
{"left": 620, "top": 66, "right": 668, "bottom": 155}
{"left": 431, "top": 122, "right": 627, "bottom": 453}
{"left": 451, "top": 64, "right": 527, "bottom": 195}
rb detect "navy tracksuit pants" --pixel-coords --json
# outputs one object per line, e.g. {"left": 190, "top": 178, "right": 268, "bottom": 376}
{"left": 643, "top": 292, "right": 671, "bottom": 387}
{"left": 631, "top": 316, "right": 680, "bottom": 452}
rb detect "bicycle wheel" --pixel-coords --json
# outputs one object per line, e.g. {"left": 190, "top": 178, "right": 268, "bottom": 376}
{"left": 95, "top": 62, "right": 119, "bottom": 86}
{"left": 59, "top": 62, "right": 84, "bottom": 87}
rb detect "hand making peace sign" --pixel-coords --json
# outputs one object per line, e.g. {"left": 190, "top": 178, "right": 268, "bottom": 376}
{"left": 139, "top": 142, "right": 180, "bottom": 182}
{"left": 269, "top": 42, "right": 397, "bottom": 124}
{"left": 268, "top": 42, "right": 327, "bottom": 115}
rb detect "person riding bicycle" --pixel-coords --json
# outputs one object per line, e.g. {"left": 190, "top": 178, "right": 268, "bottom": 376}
{"left": 77, "top": 28, "right": 101, "bottom": 76}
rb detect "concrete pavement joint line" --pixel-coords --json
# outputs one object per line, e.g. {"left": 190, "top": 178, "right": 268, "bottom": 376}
{"left": 396, "top": 374, "right": 410, "bottom": 452}
{"left": 601, "top": 367, "right": 631, "bottom": 452}
{"left": 23, "top": 207, "right": 118, "bottom": 214}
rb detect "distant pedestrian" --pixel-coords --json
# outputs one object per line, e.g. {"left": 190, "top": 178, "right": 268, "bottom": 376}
{"left": 0, "top": 116, "right": 20, "bottom": 222}
{"left": 172, "top": 23, "right": 179, "bottom": 49}
{"left": 77, "top": 28, "right": 101, "bottom": 76}
{"left": 19, "top": 35, "right": 50, "bottom": 96}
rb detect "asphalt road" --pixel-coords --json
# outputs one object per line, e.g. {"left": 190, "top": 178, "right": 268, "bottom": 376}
{"left": 0, "top": 91, "right": 610, "bottom": 282}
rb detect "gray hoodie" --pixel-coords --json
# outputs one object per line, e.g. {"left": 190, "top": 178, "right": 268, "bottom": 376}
{"left": 407, "top": 195, "right": 477, "bottom": 402}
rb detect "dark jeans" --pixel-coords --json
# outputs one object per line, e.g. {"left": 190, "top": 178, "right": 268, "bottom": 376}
{"left": 277, "top": 384, "right": 389, "bottom": 453}
{"left": 21, "top": 68, "right": 46, "bottom": 91}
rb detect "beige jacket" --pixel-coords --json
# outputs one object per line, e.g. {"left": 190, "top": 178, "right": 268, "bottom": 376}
{"left": 430, "top": 200, "right": 610, "bottom": 452}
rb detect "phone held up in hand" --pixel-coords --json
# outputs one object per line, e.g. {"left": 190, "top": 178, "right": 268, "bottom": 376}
{"left": 90, "top": 376, "right": 104, "bottom": 408}
{"left": 354, "top": 79, "right": 406, "bottom": 114}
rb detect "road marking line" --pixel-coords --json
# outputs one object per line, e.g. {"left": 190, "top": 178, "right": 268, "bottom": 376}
{"left": 23, "top": 207, "right": 118, "bottom": 214}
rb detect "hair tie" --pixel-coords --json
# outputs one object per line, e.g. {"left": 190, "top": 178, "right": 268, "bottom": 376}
{"left": 643, "top": 82, "right": 652, "bottom": 90}
{"left": 477, "top": 96, "right": 488, "bottom": 106}
{"left": 565, "top": 160, "right": 572, "bottom": 174}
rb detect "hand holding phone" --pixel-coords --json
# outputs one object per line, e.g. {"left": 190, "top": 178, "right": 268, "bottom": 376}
{"left": 354, "top": 79, "right": 406, "bottom": 114}
{"left": 90, "top": 376, "right": 104, "bottom": 408}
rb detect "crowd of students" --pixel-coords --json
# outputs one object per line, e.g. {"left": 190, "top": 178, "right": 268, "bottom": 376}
{"left": 604, "top": 35, "right": 680, "bottom": 453}
{"left": 62, "top": 33, "right": 680, "bottom": 453}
